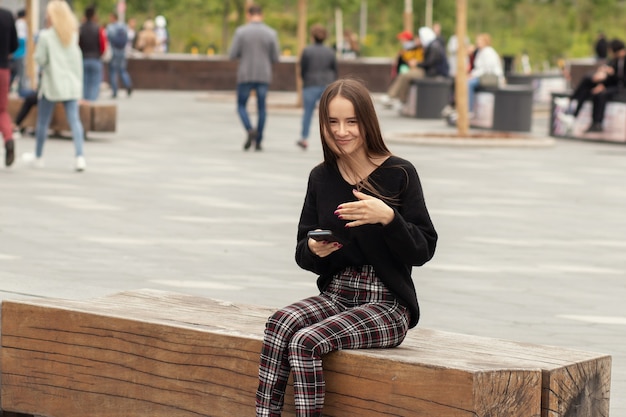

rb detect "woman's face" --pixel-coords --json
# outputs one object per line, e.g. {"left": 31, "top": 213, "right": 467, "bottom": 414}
{"left": 325, "top": 96, "right": 365, "bottom": 158}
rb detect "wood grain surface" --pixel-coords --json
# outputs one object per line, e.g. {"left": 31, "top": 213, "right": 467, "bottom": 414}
{"left": 0, "top": 289, "right": 610, "bottom": 417}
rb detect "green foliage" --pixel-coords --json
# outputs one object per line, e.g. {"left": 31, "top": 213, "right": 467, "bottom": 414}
{"left": 69, "top": 0, "right": 626, "bottom": 70}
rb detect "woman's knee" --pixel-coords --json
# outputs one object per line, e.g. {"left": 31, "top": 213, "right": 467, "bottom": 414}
{"left": 288, "top": 328, "right": 320, "bottom": 358}
{"left": 265, "top": 308, "right": 304, "bottom": 339}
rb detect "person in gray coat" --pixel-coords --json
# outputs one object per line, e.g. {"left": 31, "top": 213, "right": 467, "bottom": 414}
{"left": 229, "top": 4, "right": 280, "bottom": 151}
{"left": 296, "top": 24, "right": 337, "bottom": 150}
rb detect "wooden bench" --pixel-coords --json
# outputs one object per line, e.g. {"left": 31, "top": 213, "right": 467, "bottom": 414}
{"left": 549, "top": 92, "right": 626, "bottom": 144}
{"left": 7, "top": 97, "right": 117, "bottom": 136}
{"left": 0, "top": 289, "right": 611, "bottom": 417}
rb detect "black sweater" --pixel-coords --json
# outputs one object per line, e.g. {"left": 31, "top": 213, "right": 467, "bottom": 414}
{"left": 0, "top": 8, "right": 18, "bottom": 68}
{"left": 295, "top": 156, "right": 437, "bottom": 328}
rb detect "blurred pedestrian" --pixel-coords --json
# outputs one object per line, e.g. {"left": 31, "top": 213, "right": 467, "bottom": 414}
{"left": 297, "top": 24, "right": 337, "bottom": 150}
{"left": 595, "top": 32, "right": 608, "bottom": 63}
{"left": 10, "top": 9, "right": 29, "bottom": 97}
{"left": 381, "top": 30, "right": 424, "bottom": 108}
{"left": 155, "top": 15, "right": 169, "bottom": 53}
{"left": 106, "top": 11, "right": 132, "bottom": 98}
{"left": 339, "top": 29, "right": 359, "bottom": 59}
{"left": 0, "top": 5, "right": 18, "bottom": 167}
{"left": 126, "top": 17, "right": 137, "bottom": 54}
{"left": 135, "top": 19, "right": 157, "bottom": 56}
{"left": 79, "top": 5, "right": 105, "bottom": 101}
{"left": 557, "top": 38, "right": 626, "bottom": 133}
{"left": 228, "top": 4, "right": 280, "bottom": 151}
{"left": 23, "top": 0, "right": 85, "bottom": 171}
{"left": 416, "top": 26, "right": 448, "bottom": 78}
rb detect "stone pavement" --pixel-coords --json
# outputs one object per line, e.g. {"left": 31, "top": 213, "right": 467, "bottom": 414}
{"left": 1, "top": 90, "right": 625, "bottom": 415}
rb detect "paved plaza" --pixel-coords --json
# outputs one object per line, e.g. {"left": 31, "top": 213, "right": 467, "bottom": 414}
{"left": 1, "top": 89, "right": 625, "bottom": 415}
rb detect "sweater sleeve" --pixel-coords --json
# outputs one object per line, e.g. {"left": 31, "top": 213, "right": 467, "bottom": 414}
{"left": 294, "top": 170, "right": 337, "bottom": 275}
{"left": 380, "top": 162, "right": 437, "bottom": 266}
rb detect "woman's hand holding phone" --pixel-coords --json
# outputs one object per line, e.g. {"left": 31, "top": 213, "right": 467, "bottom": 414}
{"left": 307, "top": 230, "right": 343, "bottom": 258}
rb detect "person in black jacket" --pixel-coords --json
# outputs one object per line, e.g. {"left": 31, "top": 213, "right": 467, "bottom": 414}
{"left": 558, "top": 38, "right": 626, "bottom": 133}
{"left": 255, "top": 78, "right": 437, "bottom": 417}
{"left": 296, "top": 24, "right": 337, "bottom": 150}
{"left": 417, "top": 26, "right": 449, "bottom": 78}
{"left": 79, "top": 5, "right": 104, "bottom": 101}
{"left": 0, "top": 7, "right": 18, "bottom": 166}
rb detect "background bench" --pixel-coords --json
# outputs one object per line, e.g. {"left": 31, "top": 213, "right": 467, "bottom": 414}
{"left": 549, "top": 92, "right": 626, "bottom": 143}
{"left": 7, "top": 97, "right": 117, "bottom": 136}
{"left": 505, "top": 73, "right": 567, "bottom": 104}
{"left": 402, "top": 77, "right": 453, "bottom": 119}
{"left": 472, "top": 85, "right": 535, "bottom": 132}
{"left": 0, "top": 289, "right": 611, "bottom": 417}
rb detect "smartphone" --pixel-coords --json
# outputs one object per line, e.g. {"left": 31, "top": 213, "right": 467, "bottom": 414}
{"left": 307, "top": 230, "right": 342, "bottom": 243}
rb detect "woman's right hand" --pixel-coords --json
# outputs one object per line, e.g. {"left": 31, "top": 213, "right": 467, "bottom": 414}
{"left": 308, "top": 238, "right": 342, "bottom": 258}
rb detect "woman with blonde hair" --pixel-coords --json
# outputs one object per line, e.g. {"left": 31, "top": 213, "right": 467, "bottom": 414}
{"left": 135, "top": 19, "right": 158, "bottom": 56}
{"left": 467, "top": 33, "right": 504, "bottom": 112}
{"left": 24, "top": 0, "right": 85, "bottom": 171}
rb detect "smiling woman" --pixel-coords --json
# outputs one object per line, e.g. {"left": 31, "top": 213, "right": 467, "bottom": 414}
{"left": 254, "top": 78, "right": 438, "bottom": 417}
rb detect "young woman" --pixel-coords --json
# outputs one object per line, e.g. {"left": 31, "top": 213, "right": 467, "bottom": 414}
{"left": 256, "top": 78, "right": 438, "bottom": 417}
{"left": 25, "top": 0, "right": 85, "bottom": 171}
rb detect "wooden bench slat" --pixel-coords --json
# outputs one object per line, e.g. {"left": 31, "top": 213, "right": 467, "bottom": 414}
{"left": 7, "top": 97, "right": 117, "bottom": 133}
{"left": 1, "top": 289, "right": 610, "bottom": 417}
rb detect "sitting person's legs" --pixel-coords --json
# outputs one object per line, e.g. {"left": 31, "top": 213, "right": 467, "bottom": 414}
{"left": 568, "top": 75, "right": 597, "bottom": 117}
{"left": 387, "top": 68, "right": 424, "bottom": 103}
{"left": 587, "top": 87, "right": 616, "bottom": 132}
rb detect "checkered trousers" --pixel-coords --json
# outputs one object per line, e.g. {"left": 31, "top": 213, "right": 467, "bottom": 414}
{"left": 256, "top": 265, "right": 410, "bottom": 417}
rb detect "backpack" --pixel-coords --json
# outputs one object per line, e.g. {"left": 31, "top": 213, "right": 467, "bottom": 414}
{"left": 109, "top": 24, "right": 128, "bottom": 49}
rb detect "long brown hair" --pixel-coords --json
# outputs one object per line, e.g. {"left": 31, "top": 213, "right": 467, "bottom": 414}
{"left": 318, "top": 78, "right": 396, "bottom": 200}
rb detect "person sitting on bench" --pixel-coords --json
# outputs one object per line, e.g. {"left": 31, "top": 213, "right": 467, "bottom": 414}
{"left": 557, "top": 38, "right": 626, "bottom": 133}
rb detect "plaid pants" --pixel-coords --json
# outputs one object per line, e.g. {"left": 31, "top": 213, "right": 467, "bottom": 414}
{"left": 256, "top": 265, "right": 410, "bottom": 417}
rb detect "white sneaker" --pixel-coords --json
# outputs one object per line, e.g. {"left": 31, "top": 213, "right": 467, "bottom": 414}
{"left": 380, "top": 94, "right": 393, "bottom": 109}
{"left": 441, "top": 104, "right": 455, "bottom": 117}
{"left": 22, "top": 152, "right": 44, "bottom": 168}
{"left": 392, "top": 100, "right": 404, "bottom": 112}
{"left": 557, "top": 112, "right": 575, "bottom": 131}
{"left": 554, "top": 97, "right": 570, "bottom": 110}
{"left": 75, "top": 156, "right": 86, "bottom": 172}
